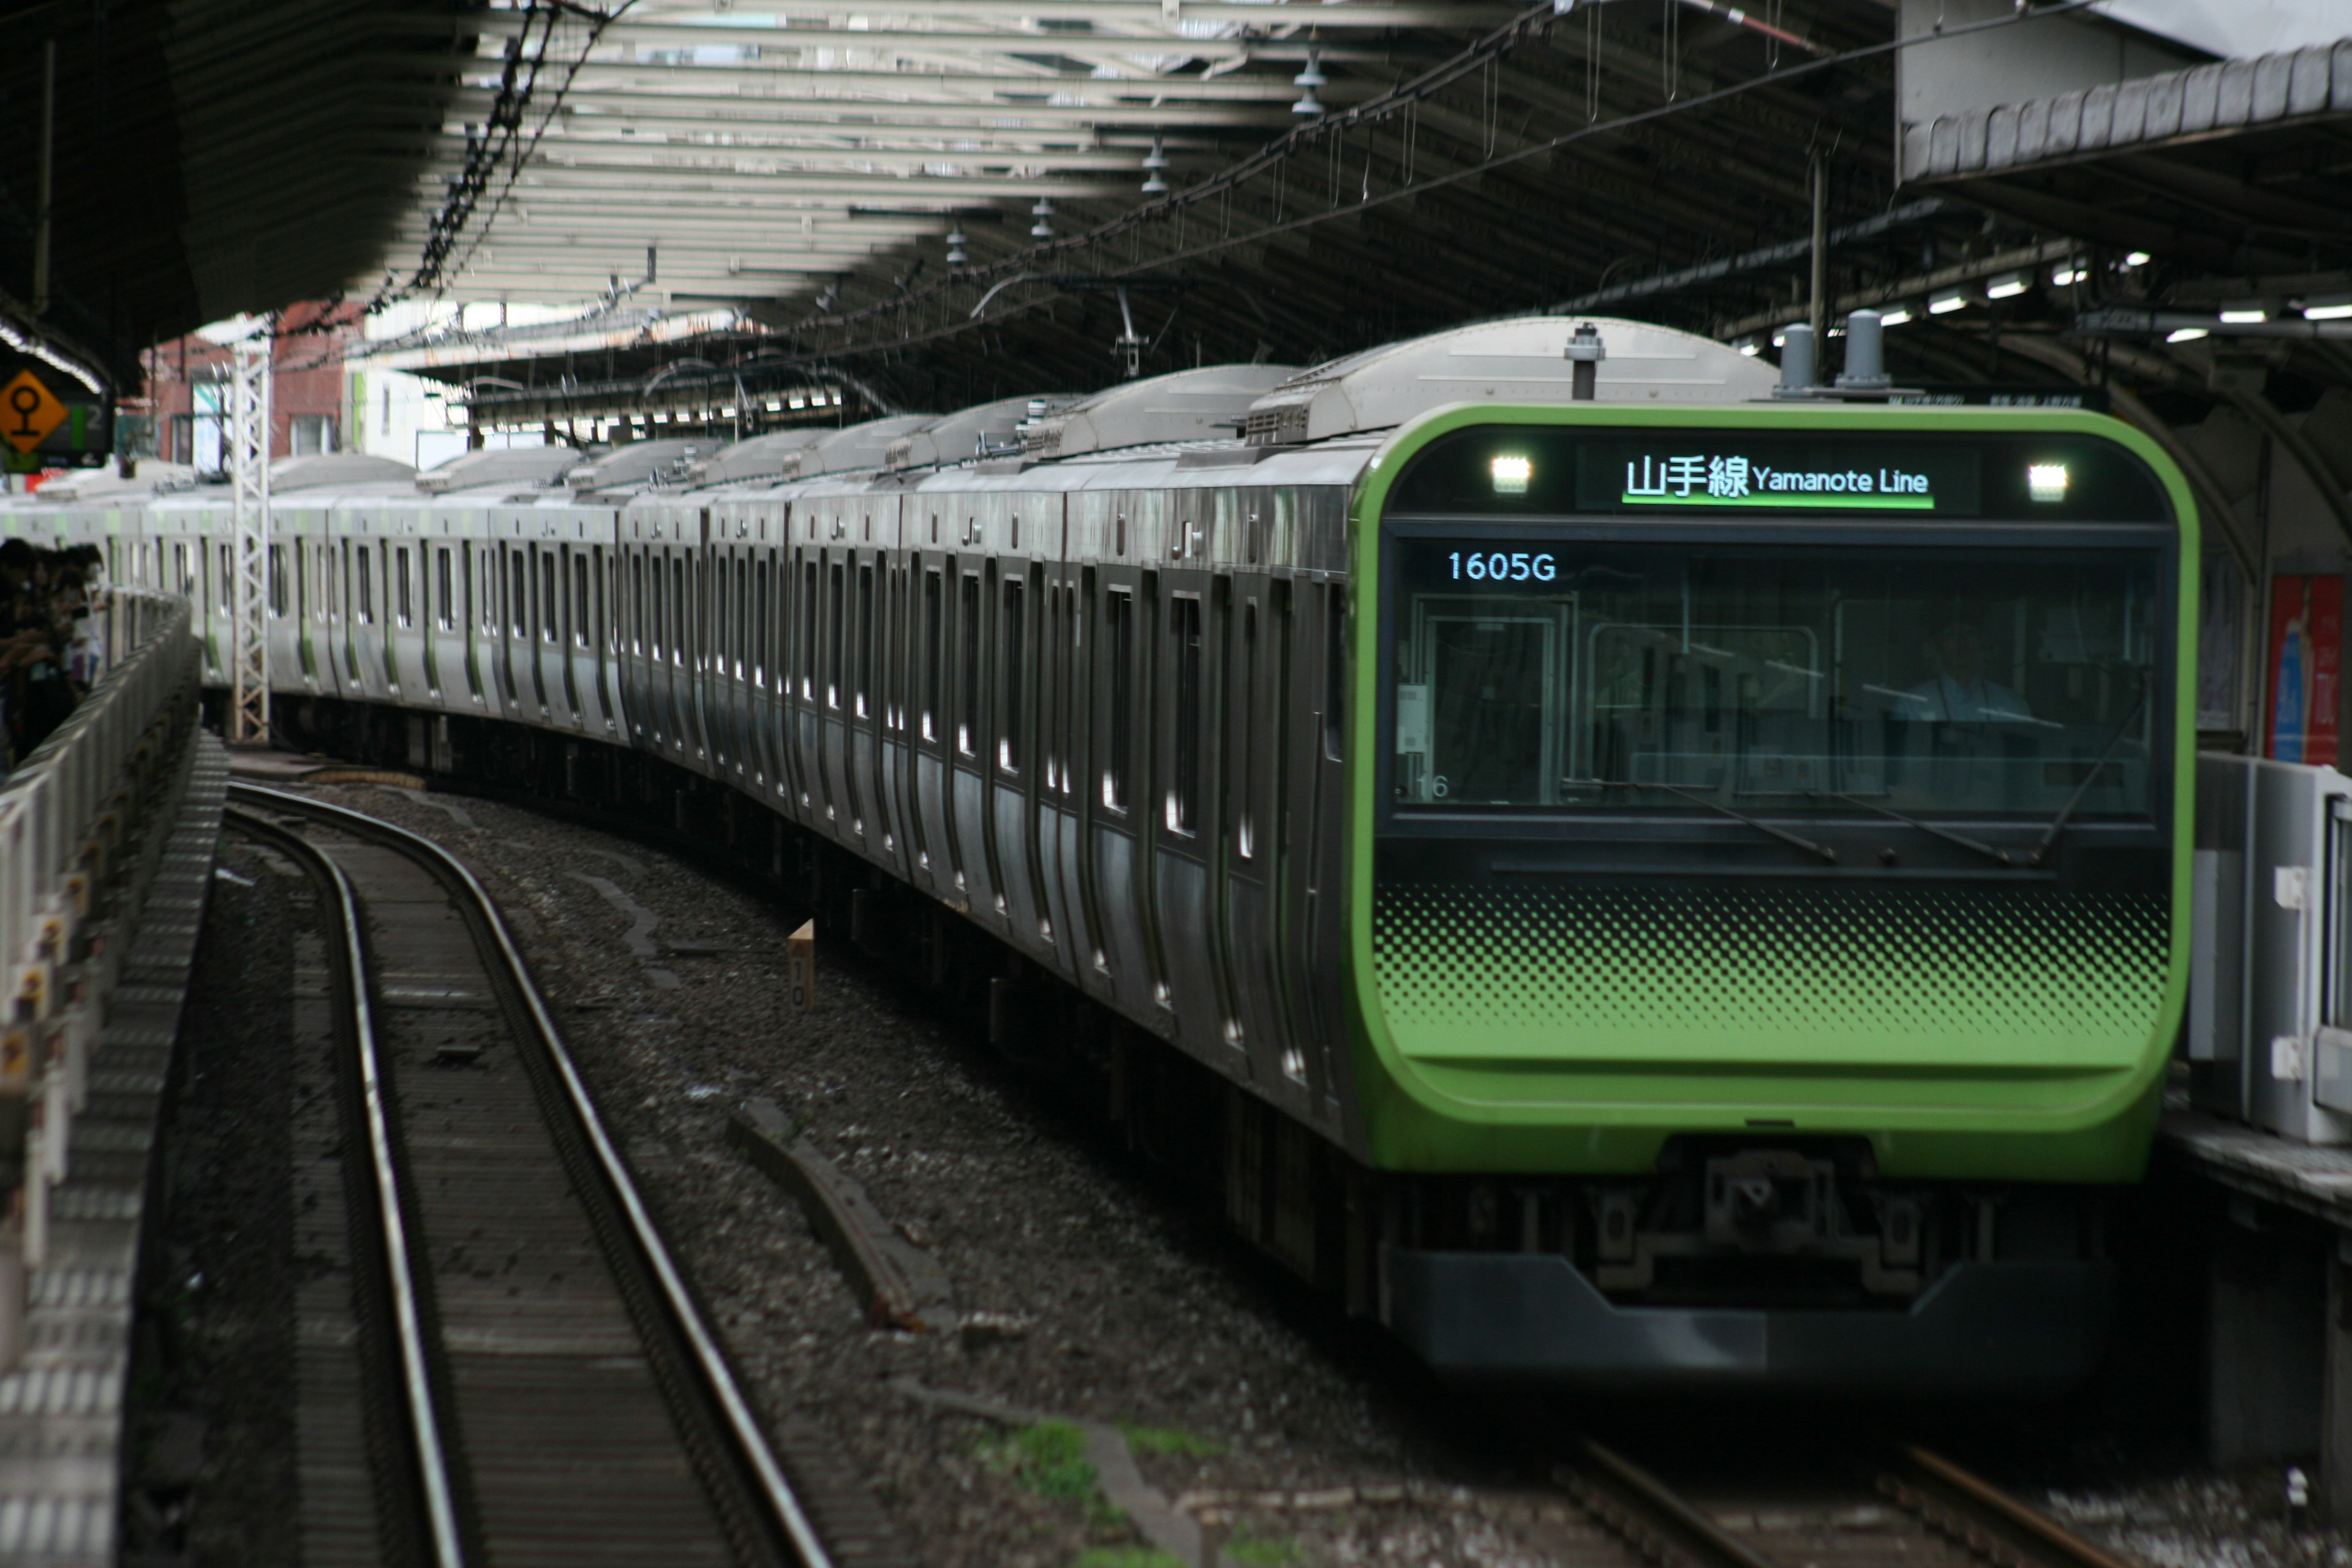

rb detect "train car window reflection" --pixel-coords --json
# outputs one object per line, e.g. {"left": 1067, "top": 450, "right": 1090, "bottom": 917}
{"left": 356, "top": 548, "right": 374, "bottom": 625}
{"left": 1170, "top": 595, "right": 1202, "bottom": 835}
{"left": 437, "top": 549, "right": 454, "bottom": 631}
{"left": 1324, "top": 585, "right": 1346, "bottom": 762}
{"left": 1000, "top": 577, "right": 1025, "bottom": 773}
{"left": 541, "top": 552, "right": 558, "bottom": 644}
{"left": 826, "top": 562, "right": 846, "bottom": 709}
{"left": 1104, "top": 589, "right": 1133, "bottom": 812}
{"left": 268, "top": 546, "right": 287, "bottom": 618}
{"left": 737, "top": 557, "right": 752, "bottom": 677}
{"left": 574, "top": 555, "right": 590, "bottom": 649}
{"left": 1238, "top": 600, "right": 1258, "bottom": 858}
{"left": 396, "top": 548, "right": 413, "bottom": 628}
{"left": 857, "top": 564, "right": 876, "bottom": 718}
{"left": 800, "top": 560, "right": 818, "bottom": 701}
{"left": 673, "top": 556, "right": 688, "bottom": 667}
{"left": 922, "top": 570, "right": 943, "bottom": 744}
{"left": 1384, "top": 540, "right": 2162, "bottom": 818}
{"left": 958, "top": 572, "right": 980, "bottom": 757}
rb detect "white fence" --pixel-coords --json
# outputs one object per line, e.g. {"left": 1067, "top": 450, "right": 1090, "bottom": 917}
{"left": 0, "top": 590, "right": 201, "bottom": 1359}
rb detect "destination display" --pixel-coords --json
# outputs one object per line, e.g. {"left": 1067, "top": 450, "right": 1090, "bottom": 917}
{"left": 1590, "top": 445, "right": 1979, "bottom": 512}
{"left": 1384, "top": 424, "right": 2174, "bottom": 524}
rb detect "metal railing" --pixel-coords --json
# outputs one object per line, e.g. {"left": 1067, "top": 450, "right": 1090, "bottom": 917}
{"left": 0, "top": 589, "right": 201, "bottom": 1361}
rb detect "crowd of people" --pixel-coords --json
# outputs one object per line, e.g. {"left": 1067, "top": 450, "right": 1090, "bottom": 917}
{"left": 0, "top": 539, "right": 107, "bottom": 784}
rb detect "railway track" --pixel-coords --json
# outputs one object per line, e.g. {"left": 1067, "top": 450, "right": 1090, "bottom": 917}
{"left": 224, "top": 783, "right": 835, "bottom": 1568}
{"left": 1560, "top": 1436, "right": 2142, "bottom": 1568}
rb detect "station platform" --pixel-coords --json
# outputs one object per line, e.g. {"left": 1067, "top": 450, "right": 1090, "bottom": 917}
{"left": 0, "top": 737, "right": 227, "bottom": 1565}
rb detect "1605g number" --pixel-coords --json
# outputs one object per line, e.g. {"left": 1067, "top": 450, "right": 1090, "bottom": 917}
{"left": 1449, "top": 550, "right": 1557, "bottom": 582}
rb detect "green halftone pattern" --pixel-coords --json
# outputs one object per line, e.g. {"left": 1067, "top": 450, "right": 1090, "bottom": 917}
{"left": 1371, "top": 883, "right": 2169, "bottom": 1060}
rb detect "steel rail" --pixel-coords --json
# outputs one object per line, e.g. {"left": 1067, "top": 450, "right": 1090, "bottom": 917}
{"left": 1561, "top": 1439, "right": 1784, "bottom": 1568}
{"left": 227, "top": 782, "right": 835, "bottom": 1568}
{"left": 1888, "top": 1446, "right": 2144, "bottom": 1568}
{"left": 221, "top": 805, "right": 469, "bottom": 1568}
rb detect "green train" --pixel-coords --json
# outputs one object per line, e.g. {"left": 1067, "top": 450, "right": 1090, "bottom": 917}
{"left": 58, "top": 315, "right": 2194, "bottom": 1389}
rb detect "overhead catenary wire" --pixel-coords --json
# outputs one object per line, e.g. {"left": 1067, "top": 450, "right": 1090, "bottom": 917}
{"left": 779, "top": 0, "right": 2114, "bottom": 363}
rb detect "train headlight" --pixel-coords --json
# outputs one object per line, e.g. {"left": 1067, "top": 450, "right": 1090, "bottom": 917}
{"left": 2027, "top": 463, "right": 2068, "bottom": 503}
{"left": 1490, "top": 454, "right": 1532, "bottom": 495}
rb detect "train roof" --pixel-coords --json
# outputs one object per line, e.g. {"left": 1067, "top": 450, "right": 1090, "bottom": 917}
{"left": 1242, "top": 315, "right": 1779, "bottom": 447}
{"left": 884, "top": 395, "right": 1077, "bottom": 473}
{"left": 1023, "top": 364, "right": 1297, "bottom": 459}
{"left": 416, "top": 445, "right": 582, "bottom": 494}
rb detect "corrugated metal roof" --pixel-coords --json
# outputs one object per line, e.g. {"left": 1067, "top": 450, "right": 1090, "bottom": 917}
{"left": 1903, "top": 40, "right": 2352, "bottom": 183}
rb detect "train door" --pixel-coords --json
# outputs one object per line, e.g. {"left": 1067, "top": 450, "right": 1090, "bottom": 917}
{"left": 560, "top": 537, "right": 590, "bottom": 728}
{"left": 1150, "top": 488, "right": 1235, "bottom": 1065}
{"left": 680, "top": 526, "right": 710, "bottom": 767}
{"left": 1297, "top": 495, "right": 1355, "bottom": 1109}
{"left": 1033, "top": 499, "right": 1083, "bottom": 983}
{"left": 1085, "top": 495, "right": 1161, "bottom": 1021}
{"left": 725, "top": 533, "right": 755, "bottom": 774}
{"left": 850, "top": 507, "right": 895, "bottom": 865}
{"left": 949, "top": 506, "right": 1004, "bottom": 930}
{"left": 910, "top": 538, "right": 955, "bottom": 903}
{"left": 790, "top": 533, "right": 825, "bottom": 827}
{"left": 752, "top": 533, "right": 783, "bottom": 796}
{"left": 1221, "top": 513, "right": 1295, "bottom": 1098}
{"left": 990, "top": 534, "right": 1050, "bottom": 958}
{"left": 819, "top": 520, "right": 861, "bottom": 845}
{"left": 879, "top": 519, "right": 915, "bottom": 881}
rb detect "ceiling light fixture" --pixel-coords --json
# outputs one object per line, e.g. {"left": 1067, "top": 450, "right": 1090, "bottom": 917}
{"left": 2166, "top": 326, "right": 2209, "bottom": 343}
{"left": 1984, "top": 272, "right": 2029, "bottom": 301}
{"left": 1030, "top": 198, "right": 1055, "bottom": 239}
{"left": 944, "top": 224, "right": 968, "bottom": 266}
{"left": 2304, "top": 293, "right": 2352, "bottom": 320}
{"left": 2219, "top": 301, "right": 2268, "bottom": 324}
{"left": 1878, "top": 304, "right": 1914, "bottom": 326}
{"left": 1928, "top": 288, "right": 1970, "bottom": 315}
{"left": 1141, "top": 137, "right": 1170, "bottom": 196}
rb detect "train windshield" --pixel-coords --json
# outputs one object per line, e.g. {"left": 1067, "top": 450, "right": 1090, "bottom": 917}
{"left": 1385, "top": 538, "right": 2162, "bottom": 820}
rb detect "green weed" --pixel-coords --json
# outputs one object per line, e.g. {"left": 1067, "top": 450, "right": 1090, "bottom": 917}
{"left": 1226, "top": 1532, "right": 1301, "bottom": 1567}
{"left": 978, "top": 1419, "right": 1099, "bottom": 1502}
{"left": 1120, "top": 1425, "right": 1227, "bottom": 1460}
{"left": 1071, "top": 1550, "right": 1183, "bottom": 1568}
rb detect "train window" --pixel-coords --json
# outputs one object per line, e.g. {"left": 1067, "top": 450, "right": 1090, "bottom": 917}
{"left": 507, "top": 551, "right": 525, "bottom": 639}
{"left": 356, "top": 548, "right": 374, "bottom": 625}
{"left": 594, "top": 549, "right": 608, "bottom": 652}
{"left": 541, "top": 551, "right": 559, "bottom": 644}
{"left": 826, "top": 562, "right": 846, "bottom": 708}
{"left": 218, "top": 545, "right": 232, "bottom": 611}
{"left": 958, "top": 573, "right": 981, "bottom": 756}
{"left": 1273, "top": 580, "right": 1294, "bottom": 856}
{"left": 922, "top": 570, "right": 943, "bottom": 742}
{"left": 801, "top": 560, "right": 817, "bottom": 700}
{"left": 754, "top": 558, "right": 769, "bottom": 685}
{"left": 673, "top": 555, "right": 688, "bottom": 666}
{"left": 173, "top": 543, "right": 190, "bottom": 598}
{"left": 1169, "top": 594, "right": 1202, "bottom": 835}
{"left": 573, "top": 554, "right": 590, "bottom": 649}
{"left": 396, "top": 548, "right": 415, "bottom": 628}
{"left": 1238, "top": 600, "right": 1258, "bottom": 858}
{"left": 1104, "top": 589, "right": 1132, "bottom": 812}
{"left": 1323, "top": 585, "right": 1346, "bottom": 760}
{"left": 650, "top": 555, "right": 666, "bottom": 658}
{"left": 856, "top": 564, "right": 875, "bottom": 718}
{"left": 1000, "top": 576, "right": 1025, "bottom": 773}
{"left": 729, "top": 557, "right": 748, "bottom": 677}
{"left": 1063, "top": 582, "right": 1080, "bottom": 795}
{"left": 268, "top": 546, "right": 287, "bottom": 617}
{"left": 629, "top": 556, "right": 643, "bottom": 655}
{"left": 478, "top": 549, "right": 493, "bottom": 633}
{"left": 437, "top": 549, "right": 454, "bottom": 631}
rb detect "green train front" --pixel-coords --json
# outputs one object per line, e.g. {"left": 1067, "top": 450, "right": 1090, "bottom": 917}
{"left": 1346, "top": 404, "right": 2193, "bottom": 1390}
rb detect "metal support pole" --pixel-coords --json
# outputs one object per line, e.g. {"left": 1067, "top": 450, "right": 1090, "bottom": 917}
{"left": 1807, "top": 150, "right": 1828, "bottom": 355}
{"left": 229, "top": 339, "right": 272, "bottom": 745}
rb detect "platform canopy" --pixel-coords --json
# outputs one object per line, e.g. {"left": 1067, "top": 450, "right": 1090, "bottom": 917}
{"left": 388, "top": 0, "right": 1520, "bottom": 305}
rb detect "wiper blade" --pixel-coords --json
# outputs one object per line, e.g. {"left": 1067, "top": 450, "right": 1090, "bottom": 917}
{"left": 1813, "top": 793, "right": 2021, "bottom": 868}
{"left": 1645, "top": 782, "right": 1840, "bottom": 864}
{"left": 2026, "top": 674, "right": 2149, "bottom": 866}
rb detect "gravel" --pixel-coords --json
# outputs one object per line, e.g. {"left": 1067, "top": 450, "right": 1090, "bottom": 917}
{"left": 125, "top": 835, "right": 311, "bottom": 1566}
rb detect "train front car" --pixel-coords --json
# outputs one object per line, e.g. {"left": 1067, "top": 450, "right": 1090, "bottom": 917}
{"left": 1352, "top": 404, "right": 2195, "bottom": 1391}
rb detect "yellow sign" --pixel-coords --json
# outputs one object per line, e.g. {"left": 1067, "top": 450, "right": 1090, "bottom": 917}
{"left": 0, "top": 370, "right": 64, "bottom": 454}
